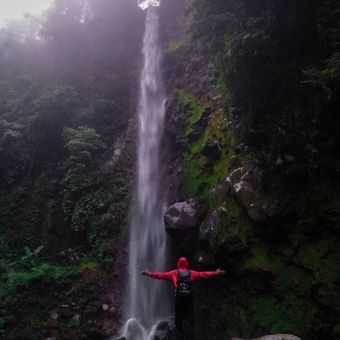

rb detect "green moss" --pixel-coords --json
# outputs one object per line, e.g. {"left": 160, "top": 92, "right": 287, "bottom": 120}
{"left": 177, "top": 89, "right": 205, "bottom": 136}
{"left": 209, "top": 199, "right": 252, "bottom": 253}
{"left": 190, "top": 129, "right": 209, "bottom": 154}
{"left": 184, "top": 153, "right": 209, "bottom": 196}
{"left": 0, "top": 253, "right": 108, "bottom": 339}
{"left": 245, "top": 245, "right": 277, "bottom": 272}
{"left": 250, "top": 296, "right": 279, "bottom": 329}
{"left": 177, "top": 89, "right": 237, "bottom": 196}
{"left": 166, "top": 38, "right": 187, "bottom": 53}
{"left": 249, "top": 293, "right": 318, "bottom": 335}
{"left": 276, "top": 265, "right": 313, "bottom": 296}
{"left": 207, "top": 150, "right": 232, "bottom": 188}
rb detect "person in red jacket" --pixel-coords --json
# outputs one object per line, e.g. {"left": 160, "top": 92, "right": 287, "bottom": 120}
{"left": 142, "top": 257, "right": 225, "bottom": 338}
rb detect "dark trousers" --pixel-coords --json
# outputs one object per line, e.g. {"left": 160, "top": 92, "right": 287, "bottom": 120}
{"left": 175, "top": 295, "right": 194, "bottom": 339}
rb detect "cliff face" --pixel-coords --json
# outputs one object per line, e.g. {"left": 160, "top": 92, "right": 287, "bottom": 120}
{"left": 160, "top": 0, "right": 340, "bottom": 339}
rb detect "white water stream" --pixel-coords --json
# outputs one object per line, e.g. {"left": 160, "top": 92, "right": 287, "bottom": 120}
{"left": 120, "top": 6, "right": 171, "bottom": 340}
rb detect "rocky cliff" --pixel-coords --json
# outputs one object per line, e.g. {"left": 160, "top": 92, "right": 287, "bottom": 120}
{"left": 160, "top": 0, "right": 340, "bottom": 339}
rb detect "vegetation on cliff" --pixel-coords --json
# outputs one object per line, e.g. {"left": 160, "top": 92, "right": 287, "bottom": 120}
{"left": 0, "top": 0, "right": 142, "bottom": 337}
{"left": 164, "top": 0, "right": 340, "bottom": 339}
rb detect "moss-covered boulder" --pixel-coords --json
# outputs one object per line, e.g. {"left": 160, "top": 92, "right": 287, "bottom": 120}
{"left": 165, "top": 199, "right": 204, "bottom": 240}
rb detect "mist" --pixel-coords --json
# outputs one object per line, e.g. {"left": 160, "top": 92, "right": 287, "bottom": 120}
{"left": 1, "top": 0, "right": 339, "bottom": 339}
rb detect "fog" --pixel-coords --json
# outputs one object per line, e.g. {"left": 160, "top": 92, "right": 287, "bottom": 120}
{"left": 0, "top": 0, "right": 54, "bottom": 25}
{"left": 0, "top": 0, "right": 145, "bottom": 196}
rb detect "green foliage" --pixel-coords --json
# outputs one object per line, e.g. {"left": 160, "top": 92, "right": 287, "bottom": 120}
{"left": 0, "top": 1, "right": 140, "bottom": 338}
{"left": 166, "top": 38, "right": 187, "bottom": 53}
{"left": 61, "top": 126, "right": 108, "bottom": 231}
{"left": 249, "top": 293, "right": 319, "bottom": 335}
{"left": 1, "top": 246, "right": 76, "bottom": 293}
{"left": 178, "top": 88, "right": 237, "bottom": 196}
{"left": 0, "top": 246, "right": 107, "bottom": 338}
{"left": 250, "top": 296, "right": 280, "bottom": 329}
{"left": 63, "top": 126, "right": 107, "bottom": 163}
{"left": 186, "top": 1, "right": 340, "bottom": 339}
{"left": 177, "top": 89, "right": 204, "bottom": 136}
{"left": 184, "top": 153, "right": 209, "bottom": 196}
{"left": 244, "top": 245, "right": 276, "bottom": 273}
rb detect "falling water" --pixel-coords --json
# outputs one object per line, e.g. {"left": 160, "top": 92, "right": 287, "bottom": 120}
{"left": 121, "top": 6, "right": 170, "bottom": 340}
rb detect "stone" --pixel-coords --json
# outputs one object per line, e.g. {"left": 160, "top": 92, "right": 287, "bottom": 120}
{"left": 72, "top": 313, "right": 81, "bottom": 321}
{"left": 108, "top": 307, "right": 116, "bottom": 314}
{"left": 164, "top": 199, "right": 202, "bottom": 239}
{"left": 120, "top": 318, "right": 146, "bottom": 340}
{"left": 276, "top": 157, "right": 284, "bottom": 166}
{"left": 151, "top": 320, "right": 170, "bottom": 340}
{"left": 199, "top": 206, "right": 228, "bottom": 242}
{"left": 102, "top": 304, "right": 110, "bottom": 311}
{"left": 284, "top": 154, "right": 295, "bottom": 162}
{"left": 150, "top": 320, "right": 179, "bottom": 340}
{"left": 50, "top": 311, "right": 59, "bottom": 320}
{"left": 227, "top": 167, "right": 278, "bottom": 222}
{"left": 231, "top": 335, "right": 302, "bottom": 340}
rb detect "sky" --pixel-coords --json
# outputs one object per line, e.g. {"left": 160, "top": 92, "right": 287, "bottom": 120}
{"left": 138, "top": 0, "right": 160, "bottom": 10}
{"left": 0, "top": 0, "right": 54, "bottom": 25}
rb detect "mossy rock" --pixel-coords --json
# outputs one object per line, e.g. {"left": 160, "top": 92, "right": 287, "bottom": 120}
{"left": 209, "top": 199, "right": 253, "bottom": 254}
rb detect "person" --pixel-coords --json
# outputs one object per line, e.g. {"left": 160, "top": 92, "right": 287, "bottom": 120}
{"left": 141, "top": 257, "right": 225, "bottom": 339}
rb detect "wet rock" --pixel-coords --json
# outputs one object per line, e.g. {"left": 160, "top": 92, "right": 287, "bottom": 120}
{"left": 164, "top": 199, "right": 203, "bottom": 239}
{"left": 121, "top": 318, "right": 146, "bottom": 340}
{"left": 72, "top": 313, "right": 81, "bottom": 321}
{"left": 83, "top": 307, "right": 98, "bottom": 318}
{"left": 102, "top": 304, "right": 110, "bottom": 311}
{"left": 150, "top": 320, "right": 179, "bottom": 340}
{"left": 151, "top": 320, "right": 170, "bottom": 340}
{"left": 199, "top": 206, "right": 228, "bottom": 242}
{"left": 231, "top": 335, "right": 302, "bottom": 340}
{"left": 276, "top": 157, "right": 284, "bottom": 166}
{"left": 50, "top": 311, "right": 59, "bottom": 320}
{"left": 72, "top": 305, "right": 81, "bottom": 311}
{"left": 108, "top": 306, "right": 116, "bottom": 314}
{"left": 284, "top": 154, "right": 295, "bottom": 162}
{"left": 227, "top": 167, "right": 278, "bottom": 222}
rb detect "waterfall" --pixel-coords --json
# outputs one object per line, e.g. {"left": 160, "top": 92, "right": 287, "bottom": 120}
{"left": 121, "top": 6, "right": 171, "bottom": 340}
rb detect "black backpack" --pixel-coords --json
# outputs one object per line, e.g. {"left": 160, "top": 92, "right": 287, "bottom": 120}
{"left": 176, "top": 270, "right": 193, "bottom": 297}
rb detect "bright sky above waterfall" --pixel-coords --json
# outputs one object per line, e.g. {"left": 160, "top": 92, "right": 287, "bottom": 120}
{"left": 138, "top": 0, "right": 161, "bottom": 10}
{"left": 0, "top": 0, "right": 53, "bottom": 25}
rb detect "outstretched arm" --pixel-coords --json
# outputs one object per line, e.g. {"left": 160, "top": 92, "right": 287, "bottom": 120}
{"left": 141, "top": 268, "right": 174, "bottom": 281}
{"left": 191, "top": 268, "right": 225, "bottom": 281}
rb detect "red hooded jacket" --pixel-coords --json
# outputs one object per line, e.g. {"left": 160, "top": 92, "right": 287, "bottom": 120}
{"left": 148, "top": 257, "right": 219, "bottom": 291}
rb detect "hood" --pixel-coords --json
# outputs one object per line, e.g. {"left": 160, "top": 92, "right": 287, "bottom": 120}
{"left": 177, "top": 257, "right": 189, "bottom": 269}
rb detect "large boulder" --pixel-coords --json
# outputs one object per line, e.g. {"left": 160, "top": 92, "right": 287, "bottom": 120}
{"left": 231, "top": 334, "right": 302, "bottom": 340}
{"left": 199, "top": 206, "right": 228, "bottom": 242}
{"left": 164, "top": 199, "right": 202, "bottom": 239}
{"left": 227, "top": 167, "right": 278, "bottom": 222}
